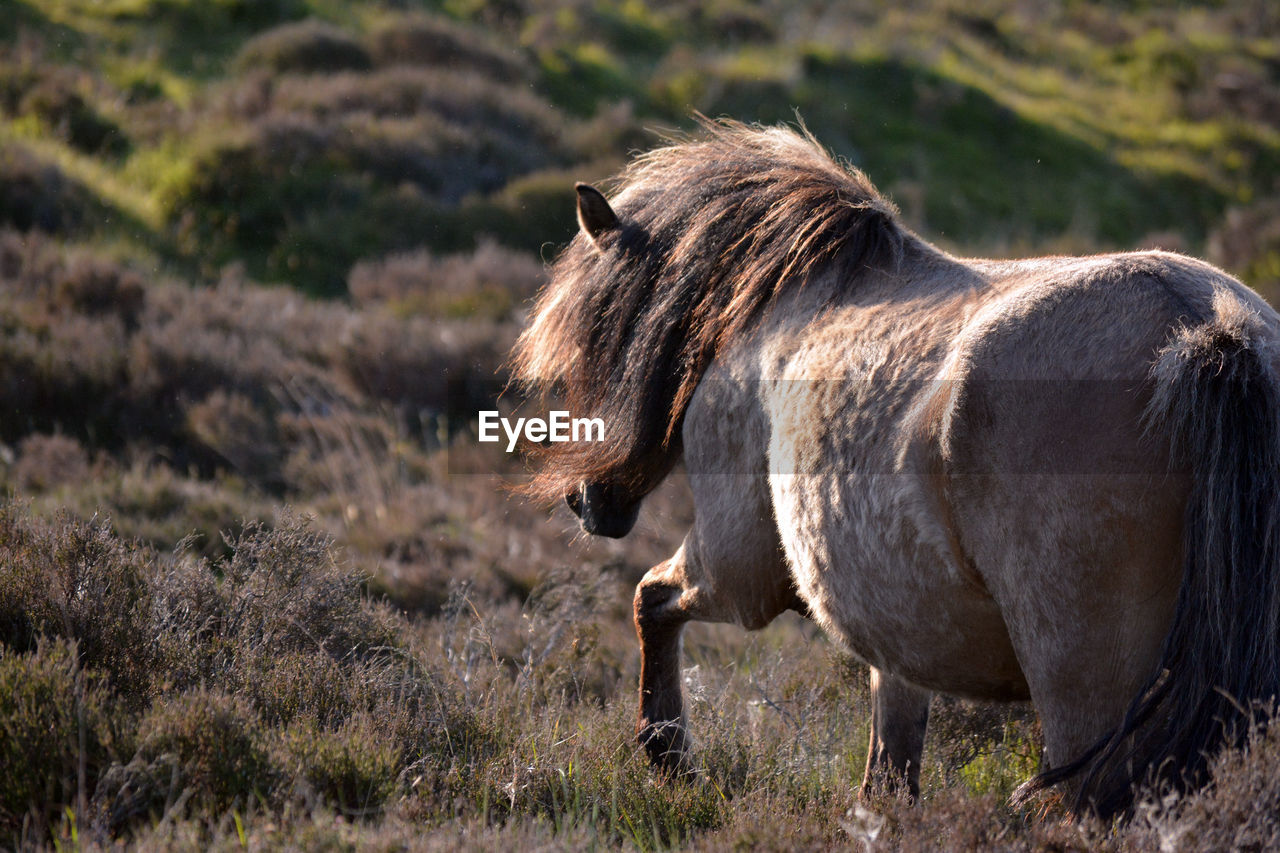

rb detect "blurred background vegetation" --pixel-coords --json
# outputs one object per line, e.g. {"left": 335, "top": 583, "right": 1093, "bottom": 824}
{"left": 2, "top": 0, "right": 1279, "bottom": 848}
{"left": 2, "top": 0, "right": 1278, "bottom": 297}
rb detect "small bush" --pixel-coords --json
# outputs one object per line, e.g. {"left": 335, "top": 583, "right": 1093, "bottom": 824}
{"left": 535, "top": 43, "right": 639, "bottom": 117}
{"left": 0, "top": 507, "right": 155, "bottom": 696}
{"left": 444, "top": 167, "right": 582, "bottom": 257}
{"left": 135, "top": 690, "right": 274, "bottom": 812}
{"left": 19, "top": 72, "right": 128, "bottom": 157}
{"left": 114, "top": 0, "right": 308, "bottom": 31}
{"left": 369, "top": 13, "right": 529, "bottom": 82}
{"left": 347, "top": 239, "right": 545, "bottom": 321}
{"left": 328, "top": 311, "right": 510, "bottom": 413}
{"left": 58, "top": 463, "right": 270, "bottom": 560}
{"left": 1207, "top": 197, "right": 1280, "bottom": 303}
{"left": 276, "top": 715, "right": 399, "bottom": 814}
{"left": 11, "top": 433, "right": 91, "bottom": 493}
{"left": 1127, "top": 716, "right": 1280, "bottom": 851}
{"left": 235, "top": 19, "right": 372, "bottom": 74}
{"left": 232, "top": 648, "right": 356, "bottom": 728}
{"left": 219, "top": 519, "right": 394, "bottom": 659}
{"left": 687, "top": 1, "right": 777, "bottom": 45}
{"left": 169, "top": 65, "right": 572, "bottom": 289}
{"left": 0, "top": 145, "right": 92, "bottom": 234}
{"left": 52, "top": 253, "right": 147, "bottom": 327}
{"left": 185, "top": 389, "right": 283, "bottom": 486}
{"left": 0, "top": 639, "right": 118, "bottom": 834}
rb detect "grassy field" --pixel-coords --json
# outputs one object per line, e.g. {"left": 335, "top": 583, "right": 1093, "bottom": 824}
{"left": 2, "top": 0, "right": 1280, "bottom": 849}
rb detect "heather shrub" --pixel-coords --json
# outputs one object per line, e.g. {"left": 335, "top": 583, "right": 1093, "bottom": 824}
{"left": 883, "top": 787, "right": 1090, "bottom": 852}
{"left": 328, "top": 312, "right": 510, "bottom": 414}
{"left": 348, "top": 239, "right": 545, "bottom": 320}
{"left": 924, "top": 695, "right": 1040, "bottom": 792}
{"left": 231, "top": 647, "right": 357, "bottom": 728}
{"left": 219, "top": 520, "right": 394, "bottom": 659}
{"left": 686, "top": 1, "right": 777, "bottom": 45}
{"left": 1125, "top": 716, "right": 1280, "bottom": 851}
{"left": 0, "top": 507, "right": 154, "bottom": 696}
{"left": 0, "top": 145, "right": 93, "bottom": 234}
{"left": 185, "top": 389, "right": 283, "bottom": 487}
{"left": 263, "top": 65, "right": 562, "bottom": 138}
{"left": 0, "top": 226, "right": 52, "bottom": 280}
{"left": 0, "top": 309, "right": 129, "bottom": 425}
{"left": 57, "top": 462, "right": 271, "bottom": 560}
{"left": 104, "top": 0, "right": 307, "bottom": 39}
{"left": 142, "top": 517, "right": 395, "bottom": 693}
{"left": 459, "top": 166, "right": 582, "bottom": 252}
{"left": 0, "top": 240, "right": 133, "bottom": 444}
{"left": 170, "top": 66, "right": 572, "bottom": 289}
{"left": 0, "top": 58, "right": 41, "bottom": 115}
{"left": 0, "top": 503, "right": 470, "bottom": 837}
{"left": 89, "top": 753, "right": 185, "bottom": 834}
{"left": 128, "top": 274, "right": 336, "bottom": 404}
{"left": 2, "top": 234, "right": 511, "bottom": 495}
{"left": 262, "top": 184, "right": 440, "bottom": 296}
{"left": 235, "top": 19, "right": 372, "bottom": 74}
{"left": 11, "top": 432, "right": 91, "bottom": 493}
{"left": 275, "top": 715, "right": 399, "bottom": 814}
{"left": 535, "top": 42, "right": 639, "bottom": 117}
{"left": 133, "top": 690, "right": 275, "bottom": 813}
{"left": 19, "top": 71, "right": 128, "bottom": 156}
{"left": 0, "top": 639, "right": 119, "bottom": 835}
{"left": 51, "top": 253, "right": 146, "bottom": 327}
{"left": 369, "top": 13, "right": 529, "bottom": 82}
{"left": 146, "top": 551, "right": 226, "bottom": 689}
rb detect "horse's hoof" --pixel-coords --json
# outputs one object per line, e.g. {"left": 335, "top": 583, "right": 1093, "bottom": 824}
{"left": 637, "top": 719, "right": 691, "bottom": 773}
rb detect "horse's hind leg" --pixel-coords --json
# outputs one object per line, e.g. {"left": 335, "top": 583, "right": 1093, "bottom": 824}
{"left": 633, "top": 536, "right": 799, "bottom": 770}
{"left": 860, "top": 667, "right": 931, "bottom": 800}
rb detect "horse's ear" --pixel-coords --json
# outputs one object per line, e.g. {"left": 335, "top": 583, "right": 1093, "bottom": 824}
{"left": 576, "top": 182, "right": 618, "bottom": 247}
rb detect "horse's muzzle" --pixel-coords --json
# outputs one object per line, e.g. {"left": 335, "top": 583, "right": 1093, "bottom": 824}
{"left": 565, "top": 482, "right": 640, "bottom": 538}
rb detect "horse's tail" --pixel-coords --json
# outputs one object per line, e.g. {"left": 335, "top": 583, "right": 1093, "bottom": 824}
{"left": 1018, "top": 293, "right": 1280, "bottom": 818}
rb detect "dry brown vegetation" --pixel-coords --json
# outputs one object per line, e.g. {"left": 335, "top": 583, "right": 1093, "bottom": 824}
{"left": 4, "top": 226, "right": 1279, "bottom": 850}
{"left": 3, "top": 0, "right": 1280, "bottom": 848}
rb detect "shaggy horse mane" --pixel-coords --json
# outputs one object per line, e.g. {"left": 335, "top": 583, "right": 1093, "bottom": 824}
{"left": 513, "top": 119, "right": 905, "bottom": 503}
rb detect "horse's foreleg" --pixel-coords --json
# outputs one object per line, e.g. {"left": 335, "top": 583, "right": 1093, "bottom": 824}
{"left": 633, "top": 557, "right": 697, "bottom": 770}
{"left": 633, "top": 527, "right": 798, "bottom": 772}
{"left": 860, "top": 667, "right": 932, "bottom": 800}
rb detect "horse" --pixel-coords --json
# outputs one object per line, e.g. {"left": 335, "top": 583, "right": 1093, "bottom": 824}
{"left": 511, "top": 119, "right": 1280, "bottom": 818}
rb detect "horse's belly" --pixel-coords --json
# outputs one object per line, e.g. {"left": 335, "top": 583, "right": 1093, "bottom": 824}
{"left": 773, "top": 472, "right": 1030, "bottom": 701}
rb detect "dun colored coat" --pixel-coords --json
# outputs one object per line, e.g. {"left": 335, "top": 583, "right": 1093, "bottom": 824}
{"left": 513, "top": 120, "right": 1280, "bottom": 818}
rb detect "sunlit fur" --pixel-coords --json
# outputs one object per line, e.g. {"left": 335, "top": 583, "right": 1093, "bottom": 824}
{"left": 514, "top": 119, "right": 1280, "bottom": 818}
{"left": 512, "top": 118, "right": 903, "bottom": 504}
